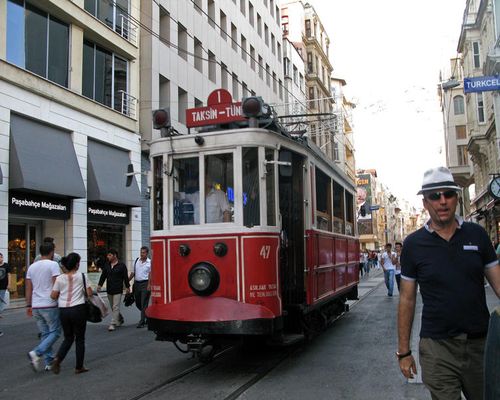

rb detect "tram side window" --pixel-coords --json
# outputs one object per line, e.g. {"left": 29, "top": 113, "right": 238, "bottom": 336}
{"left": 265, "top": 148, "right": 276, "bottom": 226}
{"left": 153, "top": 156, "right": 163, "bottom": 230}
{"left": 315, "top": 168, "right": 332, "bottom": 231}
{"left": 333, "top": 182, "right": 345, "bottom": 234}
{"left": 173, "top": 157, "right": 200, "bottom": 225}
{"left": 243, "top": 147, "right": 260, "bottom": 226}
{"left": 205, "top": 153, "right": 234, "bottom": 223}
{"left": 345, "top": 191, "right": 354, "bottom": 236}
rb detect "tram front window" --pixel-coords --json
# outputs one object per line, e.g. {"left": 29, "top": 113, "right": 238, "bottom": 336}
{"left": 173, "top": 157, "right": 200, "bottom": 225}
{"left": 205, "top": 154, "right": 234, "bottom": 223}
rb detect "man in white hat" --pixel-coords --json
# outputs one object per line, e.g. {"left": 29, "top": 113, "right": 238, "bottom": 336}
{"left": 397, "top": 167, "right": 500, "bottom": 400}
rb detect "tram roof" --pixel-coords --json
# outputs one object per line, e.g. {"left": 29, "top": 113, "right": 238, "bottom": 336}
{"left": 149, "top": 127, "right": 355, "bottom": 191}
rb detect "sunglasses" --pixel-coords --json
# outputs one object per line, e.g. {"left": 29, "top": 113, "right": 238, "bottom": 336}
{"left": 425, "top": 190, "right": 457, "bottom": 201}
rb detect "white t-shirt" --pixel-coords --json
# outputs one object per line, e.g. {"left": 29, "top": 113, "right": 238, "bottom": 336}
{"left": 52, "top": 273, "right": 91, "bottom": 308}
{"left": 395, "top": 254, "right": 402, "bottom": 275}
{"left": 26, "top": 259, "right": 60, "bottom": 308}
{"left": 205, "top": 188, "right": 230, "bottom": 223}
{"left": 134, "top": 258, "right": 151, "bottom": 281}
{"left": 381, "top": 251, "right": 397, "bottom": 270}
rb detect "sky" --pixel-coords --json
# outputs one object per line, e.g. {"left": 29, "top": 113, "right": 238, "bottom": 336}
{"left": 308, "top": 0, "right": 466, "bottom": 209}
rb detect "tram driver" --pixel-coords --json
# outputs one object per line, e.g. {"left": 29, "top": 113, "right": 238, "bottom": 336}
{"left": 176, "top": 177, "right": 231, "bottom": 224}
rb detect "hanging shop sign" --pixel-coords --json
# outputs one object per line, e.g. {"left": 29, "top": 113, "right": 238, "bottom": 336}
{"left": 87, "top": 202, "right": 129, "bottom": 224}
{"left": 463, "top": 76, "right": 500, "bottom": 93}
{"left": 9, "top": 191, "right": 71, "bottom": 220}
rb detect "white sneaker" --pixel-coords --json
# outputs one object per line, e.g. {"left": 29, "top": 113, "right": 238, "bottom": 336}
{"left": 28, "top": 350, "right": 42, "bottom": 372}
{"left": 108, "top": 324, "right": 115, "bottom": 331}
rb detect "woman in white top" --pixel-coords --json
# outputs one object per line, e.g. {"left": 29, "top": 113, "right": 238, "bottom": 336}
{"left": 50, "top": 253, "right": 92, "bottom": 374}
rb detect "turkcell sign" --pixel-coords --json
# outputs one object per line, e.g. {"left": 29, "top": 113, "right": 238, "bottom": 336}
{"left": 463, "top": 76, "right": 500, "bottom": 93}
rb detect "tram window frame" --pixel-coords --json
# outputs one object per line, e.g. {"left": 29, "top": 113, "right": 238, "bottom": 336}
{"left": 172, "top": 156, "right": 200, "bottom": 226}
{"left": 170, "top": 152, "right": 235, "bottom": 226}
{"left": 204, "top": 152, "right": 234, "bottom": 224}
{"left": 153, "top": 155, "right": 164, "bottom": 230}
{"left": 243, "top": 147, "right": 261, "bottom": 227}
{"left": 345, "top": 190, "right": 355, "bottom": 236}
{"left": 333, "top": 182, "right": 345, "bottom": 234}
{"left": 315, "top": 167, "right": 332, "bottom": 231}
{"left": 265, "top": 148, "right": 277, "bottom": 226}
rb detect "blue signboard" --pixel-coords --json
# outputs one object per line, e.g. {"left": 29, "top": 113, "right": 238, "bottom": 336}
{"left": 464, "top": 76, "right": 500, "bottom": 93}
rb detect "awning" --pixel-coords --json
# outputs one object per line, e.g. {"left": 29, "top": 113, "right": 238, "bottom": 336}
{"left": 87, "top": 140, "right": 141, "bottom": 207}
{"left": 9, "top": 114, "right": 86, "bottom": 198}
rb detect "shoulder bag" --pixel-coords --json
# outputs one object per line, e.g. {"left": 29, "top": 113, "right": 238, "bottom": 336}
{"left": 82, "top": 273, "right": 103, "bottom": 323}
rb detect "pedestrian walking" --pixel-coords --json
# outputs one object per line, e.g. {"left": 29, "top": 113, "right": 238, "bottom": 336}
{"left": 380, "top": 243, "right": 397, "bottom": 296}
{"left": 0, "top": 252, "right": 11, "bottom": 337}
{"left": 394, "top": 242, "right": 402, "bottom": 292}
{"left": 50, "top": 253, "right": 92, "bottom": 374}
{"left": 34, "top": 237, "right": 62, "bottom": 266}
{"left": 363, "top": 250, "right": 370, "bottom": 275}
{"left": 397, "top": 166, "right": 500, "bottom": 400}
{"left": 128, "top": 246, "right": 151, "bottom": 328}
{"left": 97, "top": 249, "right": 130, "bottom": 331}
{"left": 359, "top": 250, "right": 365, "bottom": 278}
{"left": 25, "top": 242, "right": 61, "bottom": 371}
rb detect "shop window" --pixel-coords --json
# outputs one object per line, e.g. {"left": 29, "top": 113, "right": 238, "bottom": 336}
{"left": 87, "top": 224, "right": 125, "bottom": 274}
{"left": 243, "top": 148, "right": 260, "bottom": 227}
{"left": 315, "top": 168, "right": 332, "bottom": 231}
{"left": 7, "top": 0, "right": 69, "bottom": 87}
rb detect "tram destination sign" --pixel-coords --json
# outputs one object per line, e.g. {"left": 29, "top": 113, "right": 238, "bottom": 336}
{"left": 463, "top": 76, "right": 500, "bottom": 93}
{"left": 9, "top": 191, "right": 71, "bottom": 220}
{"left": 186, "top": 88, "right": 245, "bottom": 128}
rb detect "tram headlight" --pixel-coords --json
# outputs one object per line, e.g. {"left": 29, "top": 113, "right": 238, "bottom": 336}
{"left": 188, "top": 262, "right": 220, "bottom": 296}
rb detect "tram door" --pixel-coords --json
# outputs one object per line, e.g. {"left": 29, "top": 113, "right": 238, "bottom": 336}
{"left": 278, "top": 150, "right": 305, "bottom": 326}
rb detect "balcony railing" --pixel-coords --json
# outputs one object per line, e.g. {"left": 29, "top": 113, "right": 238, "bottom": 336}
{"left": 118, "top": 91, "right": 137, "bottom": 118}
{"left": 117, "top": 14, "right": 138, "bottom": 45}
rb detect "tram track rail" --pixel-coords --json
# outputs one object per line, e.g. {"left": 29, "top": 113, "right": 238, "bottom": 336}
{"left": 127, "top": 345, "right": 237, "bottom": 400}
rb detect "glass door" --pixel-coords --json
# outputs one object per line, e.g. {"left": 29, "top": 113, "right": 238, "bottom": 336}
{"left": 8, "top": 223, "right": 39, "bottom": 299}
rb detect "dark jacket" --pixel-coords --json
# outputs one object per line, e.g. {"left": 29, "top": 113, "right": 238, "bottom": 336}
{"left": 98, "top": 262, "right": 130, "bottom": 295}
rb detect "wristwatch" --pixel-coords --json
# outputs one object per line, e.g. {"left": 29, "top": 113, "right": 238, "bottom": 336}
{"left": 396, "top": 350, "right": 412, "bottom": 360}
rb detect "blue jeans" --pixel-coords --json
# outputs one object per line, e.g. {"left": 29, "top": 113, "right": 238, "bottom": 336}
{"left": 384, "top": 270, "right": 395, "bottom": 296}
{"left": 32, "top": 307, "right": 61, "bottom": 366}
{"left": 484, "top": 306, "right": 500, "bottom": 400}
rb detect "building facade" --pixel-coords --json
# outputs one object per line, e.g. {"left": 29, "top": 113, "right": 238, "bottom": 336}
{"left": 441, "top": 0, "right": 500, "bottom": 241}
{"left": 280, "top": 0, "right": 336, "bottom": 161}
{"left": 0, "top": 0, "right": 143, "bottom": 298}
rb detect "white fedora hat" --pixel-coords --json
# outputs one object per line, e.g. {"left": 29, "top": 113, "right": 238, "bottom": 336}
{"left": 417, "top": 167, "right": 461, "bottom": 195}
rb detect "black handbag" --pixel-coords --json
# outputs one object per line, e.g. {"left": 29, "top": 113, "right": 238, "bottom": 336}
{"left": 123, "top": 292, "right": 135, "bottom": 307}
{"left": 82, "top": 273, "right": 102, "bottom": 323}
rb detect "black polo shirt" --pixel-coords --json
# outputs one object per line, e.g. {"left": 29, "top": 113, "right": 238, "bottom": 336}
{"left": 401, "top": 218, "right": 497, "bottom": 339}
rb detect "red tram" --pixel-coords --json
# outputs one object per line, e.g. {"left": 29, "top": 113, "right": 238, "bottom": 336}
{"left": 146, "top": 91, "right": 359, "bottom": 359}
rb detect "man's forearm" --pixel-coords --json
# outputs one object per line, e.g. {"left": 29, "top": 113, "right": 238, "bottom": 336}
{"left": 398, "top": 288, "right": 416, "bottom": 352}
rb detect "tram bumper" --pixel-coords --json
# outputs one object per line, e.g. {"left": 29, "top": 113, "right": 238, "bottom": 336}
{"left": 146, "top": 297, "right": 281, "bottom": 336}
